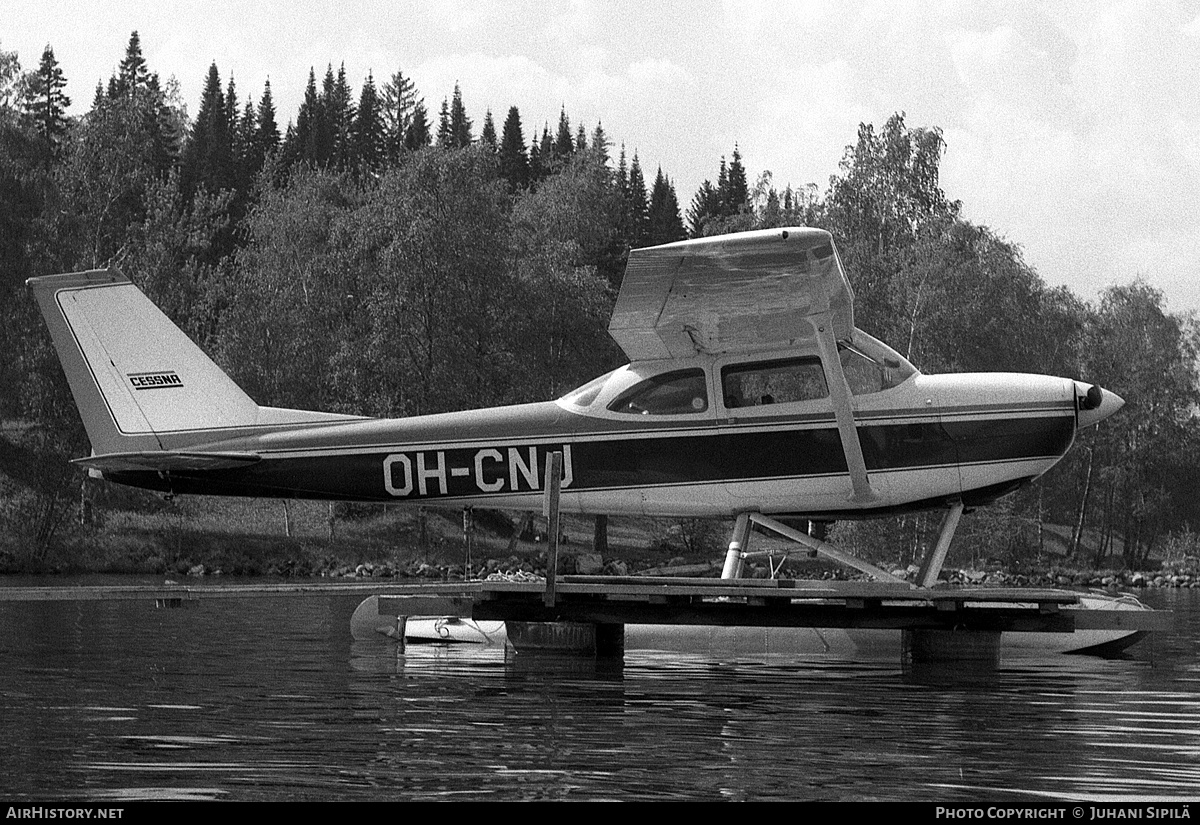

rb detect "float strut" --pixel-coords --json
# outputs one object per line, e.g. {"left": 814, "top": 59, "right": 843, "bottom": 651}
{"left": 721, "top": 513, "right": 752, "bottom": 580}
{"left": 916, "top": 501, "right": 965, "bottom": 589}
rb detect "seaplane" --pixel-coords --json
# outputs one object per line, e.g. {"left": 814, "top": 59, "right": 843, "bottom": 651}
{"left": 28, "top": 226, "right": 1141, "bottom": 655}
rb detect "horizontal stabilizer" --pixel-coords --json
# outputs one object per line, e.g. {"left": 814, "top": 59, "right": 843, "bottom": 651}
{"left": 73, "top": 451, "right": 262, "bottom": 473}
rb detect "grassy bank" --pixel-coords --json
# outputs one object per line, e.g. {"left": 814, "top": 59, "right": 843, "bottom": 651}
{"left": 0, "top": 473, "right": 744, "bottom": 577}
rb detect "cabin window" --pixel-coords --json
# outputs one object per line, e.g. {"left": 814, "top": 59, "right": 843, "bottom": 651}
{"left": 608, "top": 369, "right": 709, "bottom": 415}
{"left": 721, "top": 357, "right": 828, "bottom": 408}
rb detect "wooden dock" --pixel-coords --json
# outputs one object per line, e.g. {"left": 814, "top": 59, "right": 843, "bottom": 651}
{"left": 0, "top": 576, "right": 1167, "bottom": 636}
{"left": 371, "top": 576, "right": 1167, "bottom": 634}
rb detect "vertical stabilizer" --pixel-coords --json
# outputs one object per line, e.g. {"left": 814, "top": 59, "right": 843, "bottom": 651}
{"left": 26, "top": 269, "right": 261, "bottom": 455}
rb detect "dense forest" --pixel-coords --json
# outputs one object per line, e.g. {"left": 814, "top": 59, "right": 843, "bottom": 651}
{"left": 2, "top": 33, "right": 1198, "bottom": 573}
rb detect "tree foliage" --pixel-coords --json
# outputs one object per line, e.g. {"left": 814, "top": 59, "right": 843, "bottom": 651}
{"left": 2, "top": 33, "right": 1197, "bottom": 570}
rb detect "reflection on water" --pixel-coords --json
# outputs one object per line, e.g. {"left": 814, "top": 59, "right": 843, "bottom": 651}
{"left": 0, "top": 586, "right": 1197, "bottom": 801}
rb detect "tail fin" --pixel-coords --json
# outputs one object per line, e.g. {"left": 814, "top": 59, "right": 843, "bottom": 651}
{"left": 27, "top": 269, "right": 262, "bottom": 455}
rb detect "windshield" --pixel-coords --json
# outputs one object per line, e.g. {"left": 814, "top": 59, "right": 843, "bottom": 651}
{"left": 559, "top": 369, "right": 618, "bottom": 408}
{"left": 842, "top": 332, "right": 918, "bottom": 392}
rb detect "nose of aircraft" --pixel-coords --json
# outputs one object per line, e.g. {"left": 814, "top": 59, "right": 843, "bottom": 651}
{"left": 1074, "top": 381, "right": 1125, "bottom": 429}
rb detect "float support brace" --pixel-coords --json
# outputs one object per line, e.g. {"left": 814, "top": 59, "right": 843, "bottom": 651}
{"left": 749, "top": 513, "right": 909, "bottom": 585}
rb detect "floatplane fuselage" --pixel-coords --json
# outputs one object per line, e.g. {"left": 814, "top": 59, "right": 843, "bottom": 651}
{"left": 28, "top": 227, "right": 1122, "bottom": 539}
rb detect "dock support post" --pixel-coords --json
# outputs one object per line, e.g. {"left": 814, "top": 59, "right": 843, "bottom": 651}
{"left": 594, "top": 623, "right": 625, "bottom": 658}
{"left": 462, "top": 507, "right": 474, "bottom": 581}
{"left": 903, "top": 629, "right": 999, "bottom": 666}
{"left": 721, "top": 513, "right": 752, "bottom": 579}
{"left": 395, "top": 615, "right": 408, "bottom": 653}
{"left": 543, "top": 451, "right": 563, "bottom": 607}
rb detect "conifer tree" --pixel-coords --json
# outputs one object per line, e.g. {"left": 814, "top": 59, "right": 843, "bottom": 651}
{"left": 94, "top": 38, "right": 182, "bottom": 175}
{"left": 329, "top": 64, "right": 356, "bottom": 168}
{"left": 627, "top": 153, "right": 648, "bottom": 245}
{"left": 615, "top": 145, "right": 629, "bottom": 198}
{"left": 448, "top": 83, "right": 472, "bottom": 147}
{"left": 553, "top": 107, "right": 573, "bottom": 167}
{"left": 436, "top": 97, "right": 452, "bottom": 147}
{"left": 115, "top": 31, "right": 149, "bottom": 97}
{"left": 647, "top": 167, "right": 686, "bottom": 245}
{"left": 479, "top": 108, "right": 497, "bottom": 150}
{"left": 22, "top": 44, "right": 71, "bottom": 163}
{"left": 536, "top": 125, "right": 553, "bottom": 180}
{"left": 256, "top": 79, "right": 280, "bottom": 160}
{"left": 528, "top": 127, "right": 545, "bottom": 183}
{"left": 224, "top": 76, "right": 244, "bottom": 185}
{"left": 284, "top": 69, "right": 319, "bottom": 167}
{"left": 723, "top": 144, "right": 749, "bottom": 215}
{"left": 181, "top": 62, "right": 234, "bottom": 198}
{"left": 686, "top": 145, "right": 752, "bottom": 236}
{"left": 225, "top": 75, "right": 239, "bottom": 135}
{"left": 613, "top": 144, "right": 635, "bottom": 251}
{"left": 382, "top": 69, "right": 418, "bottom": 161}
{"left": 233, "top": 93, "right": 256, "bottom": 192}
{"left": 687, "top": 180, "right": 720, "bottom": 236}
{"left": 354, "top": 72, "right": 386, "bottom": 174}
{"left": 314, "top": 65, "right": 338, "bottom": 165}
{"left": 590, "top": 122, "right": 610, "bottom": 167}
{"left": 761, "top": 187, "right": 782, "bottom": 227}
{"left": 308, "top": 68, "right": 331, "bottom": 165}
{"left": 498, "top": 105, "right": 528, "bottom": 192}
{"left": 405, "top": 100, "right": 430, "bottom": 150}
{"left": 574, "top": 122, "right": 588, "bottom": 155}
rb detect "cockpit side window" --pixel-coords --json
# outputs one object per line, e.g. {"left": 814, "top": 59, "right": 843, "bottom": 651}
{"left": 721, "top": 357, "right": 828, "bottom": 408}
{"left": 607, "top": 369, "right": 709, "bottom": 415}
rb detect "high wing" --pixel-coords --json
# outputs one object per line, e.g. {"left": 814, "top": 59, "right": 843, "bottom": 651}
{"left": 610, "top": 227, "right": 875, "bottom": 502}
{"left": 609, "top": 226, "right": 854, "bottom": 361}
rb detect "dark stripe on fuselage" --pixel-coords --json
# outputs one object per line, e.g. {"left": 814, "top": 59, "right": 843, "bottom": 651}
{"left": 105, "top": 415, "right": 1076, "bottom": 506}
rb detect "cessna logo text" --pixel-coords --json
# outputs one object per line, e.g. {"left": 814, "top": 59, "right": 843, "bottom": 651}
{"left": 383, "top": 445, "right": 573, "bottom": 498}
{"left": 127, "top": 371, "right": 183, "bottom": 390}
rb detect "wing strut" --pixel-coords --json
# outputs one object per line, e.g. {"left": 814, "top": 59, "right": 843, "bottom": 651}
{"left": 814, "top": 316, "right": 877, "bottom": 504}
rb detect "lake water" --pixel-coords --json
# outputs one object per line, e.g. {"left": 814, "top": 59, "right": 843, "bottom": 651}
{"left": 1, "top": 582, "right": 1197, "bottom": 802}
